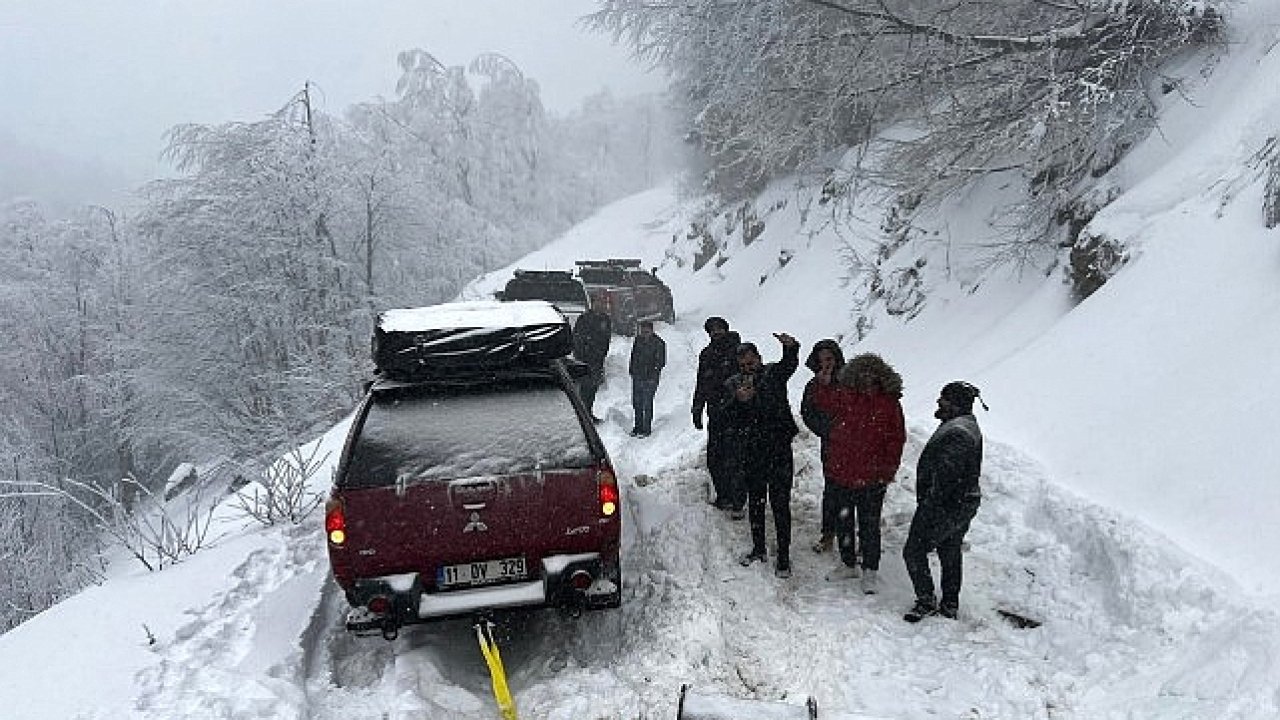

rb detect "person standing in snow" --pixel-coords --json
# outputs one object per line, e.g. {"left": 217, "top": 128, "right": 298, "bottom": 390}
{"left": 811, "top": 353, "right": 906, "bottom": 594}
{"left": 692, "top": 316, "right": 743, "bottom": 511}
{"left": 720, "top": 333, "right": 801, "bottom": 578}
{"left": 572, "top": 305, "right": 612, "bottom": 423}
{"left": 800, "top": 339, "right": 846, "bottom": 555}
{"left": 902, "top": 381, "right": 986, "bottom": 622}
{"left": 628, "top": 320, "right": 666, "bottom": 437}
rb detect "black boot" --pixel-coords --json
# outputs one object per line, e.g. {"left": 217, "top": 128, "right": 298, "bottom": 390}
{"left": 904, "top": 596, "right": 938, "bottom": 623}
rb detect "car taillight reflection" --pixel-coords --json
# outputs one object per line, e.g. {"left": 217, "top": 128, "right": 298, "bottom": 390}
{"left": 325, "top": 498, "right": 346, "bottom": 545}
{"left": 597, "top": 468, "right": 619, "bottom": 516}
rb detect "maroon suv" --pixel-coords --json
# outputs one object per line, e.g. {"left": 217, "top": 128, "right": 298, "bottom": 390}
{"left": 324, "top": 302, "right": 623, "bottom": 639}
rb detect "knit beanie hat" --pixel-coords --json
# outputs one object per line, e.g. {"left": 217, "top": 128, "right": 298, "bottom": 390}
{"left": 941, "top": 381, "right": 987, "bottom": 412}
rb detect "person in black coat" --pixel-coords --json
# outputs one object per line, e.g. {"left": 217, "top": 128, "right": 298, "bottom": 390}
{"left": 903, "top": 381, "right": 986, "bottom": 622}
{"left": 691, "top": 316, "right": 742, "bottom": 509}
{"left": 719, "top": 333, "right": 801, "bottom": 578}
{"left": 572, "top": 306, "right": 612, "bottom": 422}
{"left": 800, "top": 339, "right": 846, "bottom": 554}
{"left": 628, "top": 320, "right": 666, "bottom": 437}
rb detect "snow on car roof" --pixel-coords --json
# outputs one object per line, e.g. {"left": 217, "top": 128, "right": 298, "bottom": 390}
{"left": 378, "top": 300, "right": 565, "bottom": 332}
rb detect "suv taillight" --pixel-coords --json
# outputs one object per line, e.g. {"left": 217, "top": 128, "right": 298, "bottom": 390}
{"left": 597, "top": 468, "right": 619, "bottom": 517}
{"left": 325, "top": 498, "right": 346, "bottom": 545}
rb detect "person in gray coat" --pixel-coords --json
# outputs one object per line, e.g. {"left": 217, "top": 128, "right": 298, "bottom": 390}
{"left": 628, "top": 320, "right": 666, "bottom": 437}
{"left": 903, "top": 381, "right": 986, "bottom": 622}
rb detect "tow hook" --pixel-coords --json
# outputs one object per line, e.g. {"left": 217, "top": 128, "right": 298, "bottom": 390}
{"left": 381, "top": 619, "right": 400, "bottom": 642}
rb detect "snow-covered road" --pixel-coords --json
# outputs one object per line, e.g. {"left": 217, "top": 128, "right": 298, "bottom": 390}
{"left": 113, "top": 316, "right": 1280, "bottom": 720}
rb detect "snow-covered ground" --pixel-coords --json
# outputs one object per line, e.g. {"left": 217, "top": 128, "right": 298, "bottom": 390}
{"left": 4, "top": 4, "right": 1280, "bottom": 719}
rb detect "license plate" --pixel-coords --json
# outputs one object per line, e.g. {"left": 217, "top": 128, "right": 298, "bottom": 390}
{"left": 436, "top": 557, "right": 527, "bottom": 588}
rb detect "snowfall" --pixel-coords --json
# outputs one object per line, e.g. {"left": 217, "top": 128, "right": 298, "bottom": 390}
{"left": 5, "top": 5, "right": 1280, "bottom": 719}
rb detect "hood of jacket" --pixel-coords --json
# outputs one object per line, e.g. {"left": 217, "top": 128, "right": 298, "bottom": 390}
{"left": 804, "top": 339, "right": 846, "bottom": 373}
{"left": 838, "top": 353, "right": 903, "bottom": 397}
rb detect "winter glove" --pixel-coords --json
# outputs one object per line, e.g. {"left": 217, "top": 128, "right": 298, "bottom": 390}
{"left": 692, "top": 408, "right": 704, "bottom": 430}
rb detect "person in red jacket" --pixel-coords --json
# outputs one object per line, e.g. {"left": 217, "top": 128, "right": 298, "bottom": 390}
{"left": 811, "top": 352, "right": 906, "bottom": 594}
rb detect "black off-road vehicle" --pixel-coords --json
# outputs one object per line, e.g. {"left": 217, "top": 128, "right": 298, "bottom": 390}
{"left": 494, "top": 270, "right": 590, "bottom": 327}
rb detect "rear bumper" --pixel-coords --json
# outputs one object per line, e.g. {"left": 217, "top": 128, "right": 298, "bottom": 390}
{"left": 345, "top": 551, "right": 620, "bottom": 633}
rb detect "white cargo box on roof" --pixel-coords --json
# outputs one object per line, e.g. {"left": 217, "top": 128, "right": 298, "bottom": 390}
{"left": 378, "top": 299, "right": 564, "bottom": 332}
{"left": 372, "top": 300, "right": 573, "bottom": 379}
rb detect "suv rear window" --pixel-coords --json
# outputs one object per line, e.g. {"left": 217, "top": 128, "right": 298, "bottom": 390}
{"left": 503, "top": 280, "right": 587, "bottom": 303}
{"left": 341, "top": 379, "right": 595, "bottom": 489}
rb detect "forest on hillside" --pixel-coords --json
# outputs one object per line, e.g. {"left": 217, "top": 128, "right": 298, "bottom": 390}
{"left": 0, "top": 49, "right": 681, "bottom": 630}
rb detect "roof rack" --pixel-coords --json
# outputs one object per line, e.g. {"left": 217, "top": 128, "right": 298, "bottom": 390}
{"left": 512, "top": 269, "right": 575, "bottom": 279}
{"left": 575, "top": 258, "right": 642, "bottom": 268}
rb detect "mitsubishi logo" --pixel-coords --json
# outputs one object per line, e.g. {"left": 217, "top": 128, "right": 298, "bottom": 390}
{"left": 463, "top": 511, "right": 489, "bottom": 533}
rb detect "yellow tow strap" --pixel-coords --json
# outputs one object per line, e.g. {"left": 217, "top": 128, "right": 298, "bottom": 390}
{"left": 475, "top": 620, "right": 519, "bottom": 720}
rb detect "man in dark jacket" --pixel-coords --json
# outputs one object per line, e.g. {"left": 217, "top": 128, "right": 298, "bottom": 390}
{"left": 572, "top": 306, "right": 612, "bottom": 422}
{"left": 628, "top": 320, "right": 666, "bottom": 437}
{"left": 800, "top": 339, "right": 846, "bottom": 554}
{"left": 902, "top": 381, "right": 986, "bottom": 622}
{"left": 691, "top": 316, "right": 742, "bottom": 509}
{"left": 720, "top": 333, "right": 800, "bottom": 578}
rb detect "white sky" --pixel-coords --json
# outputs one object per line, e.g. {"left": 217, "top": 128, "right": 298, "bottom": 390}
{"left": 0, "top": 0, "right": 663, "bottom": 188}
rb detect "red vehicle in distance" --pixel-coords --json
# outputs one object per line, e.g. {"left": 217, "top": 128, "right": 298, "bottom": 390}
{"left": 575, "top": 259, "right": 675, "bottom": 335}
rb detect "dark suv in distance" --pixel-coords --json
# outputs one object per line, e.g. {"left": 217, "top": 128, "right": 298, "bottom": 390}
{"left": 575, "top": 258, "right": 675, "bottom": 335}
{"left": 325, "top": 301, "right": 623, "bottom": 639}
{"left": 494, "top": 269, "right": 591, "bottom": 328}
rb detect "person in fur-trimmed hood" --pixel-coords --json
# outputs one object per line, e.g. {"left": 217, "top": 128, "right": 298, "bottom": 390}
{"left": 811, "top": 352, "right": 906, "bottom": 594}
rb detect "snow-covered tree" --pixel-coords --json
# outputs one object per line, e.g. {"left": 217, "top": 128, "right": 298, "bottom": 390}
{"left": 136, "top": 88, "right": 364, "bottom": 459}
{"left": 588, "top": 0, "right": 1221, "bottom": 225}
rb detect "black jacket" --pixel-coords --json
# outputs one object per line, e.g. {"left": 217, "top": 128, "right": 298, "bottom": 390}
{"left": 629, "top": 333, "right": 666, "bottom": 380}
{"left": 718, "top": 342, "right": 800, "bottom": 442}
{"left": 572, "top": 310, "right": 612, "bottom": 369}
{"left": 916, "top": 414, "right": 983, "bottom": 509}
{"left": 691, "top": 331, "right": 741, "bottom": 417}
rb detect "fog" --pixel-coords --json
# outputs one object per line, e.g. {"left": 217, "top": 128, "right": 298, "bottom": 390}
{"left": 0, "top": 0, "right": 664, "bottom": 209}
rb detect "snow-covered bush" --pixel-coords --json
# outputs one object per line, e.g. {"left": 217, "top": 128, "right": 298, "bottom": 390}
{"left": 230, "top": 446, "right": 328, "bottom": 527}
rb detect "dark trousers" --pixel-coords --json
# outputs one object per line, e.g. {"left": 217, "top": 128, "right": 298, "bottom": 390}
{"left": 819, "top": 480, "right": 839, "bottom": 536}
{"left": 830, "top": 484, "right": 887, "bottom": 570}
{"left": 577, "top": 364, "right": 604, "bottom": 414}
{"left": 706, "top": 415, "right": 741, "bottom": 508}
{"left": 631, "top": 377, "right": 659, "bottom": 432}
{"left": 735, "top": 437, "right": 794, "bottom": 560}
{"left": 903, "top": 503, "right": 978, "bottom": 605}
